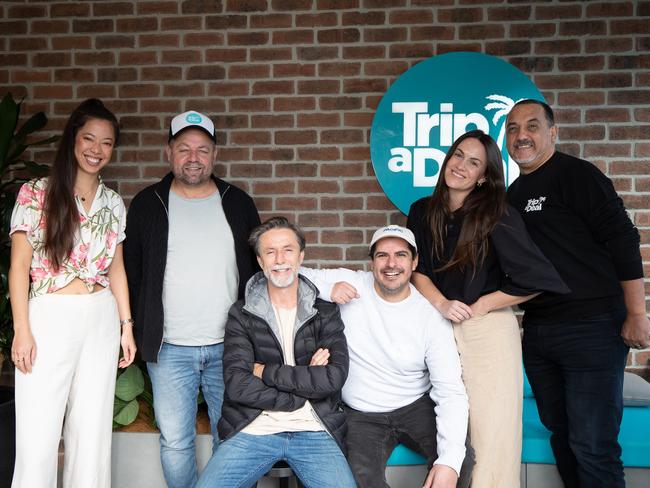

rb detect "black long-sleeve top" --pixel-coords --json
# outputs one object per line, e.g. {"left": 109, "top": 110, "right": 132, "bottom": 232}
{"left": 407, "top": 197, "right": 569, "bottom": 307}
{"left": 507, "top": 151, "right": 643, "bottom": 323}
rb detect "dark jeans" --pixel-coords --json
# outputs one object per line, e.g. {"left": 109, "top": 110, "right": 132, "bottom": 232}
{"left": 344, "top": 395, "right": 474, "bottom": 488}
{"left": 522, "top": 310, "right": 629, "bottom": 488}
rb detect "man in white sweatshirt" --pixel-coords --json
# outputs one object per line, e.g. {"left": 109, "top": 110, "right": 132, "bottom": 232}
{"left": 301, "top": 225, "right": 473, "bottom": 488}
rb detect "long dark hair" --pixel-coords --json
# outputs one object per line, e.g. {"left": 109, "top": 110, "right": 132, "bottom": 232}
{"left": 43, "top": 99, "right": 119, "bottom": 270}
{"left": 426, "top": 130, "right": 506, "bottom": 272}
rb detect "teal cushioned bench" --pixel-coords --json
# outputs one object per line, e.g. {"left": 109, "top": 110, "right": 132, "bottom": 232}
{"left": 387, "top": 444, "right": 427, "bottom": 466}
{"left": 522, "top": 374, "right": 650, "bottom": 467}
{"left": 387, "top": 375, "right": 650, "bottom": 468}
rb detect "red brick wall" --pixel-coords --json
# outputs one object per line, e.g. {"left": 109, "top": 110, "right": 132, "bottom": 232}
{"left": 2, "top": 0, "right": 649, "bottom": 374}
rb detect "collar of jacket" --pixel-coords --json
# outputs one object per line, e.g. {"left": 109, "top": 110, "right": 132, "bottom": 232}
{"left": 243, "top": 272, "right": 320, "bottom": 341}
{"left": 152, "top": 172, "right": 231, "bottom": 209}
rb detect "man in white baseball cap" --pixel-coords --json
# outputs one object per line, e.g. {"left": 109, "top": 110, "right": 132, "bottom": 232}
{"left": 168, "top": 110, "right": 217, "bottom": 143}
{"left": 124, "top": 110, "right": 260, "bottom": 488}
{"left": 301, "top": 225, "right": 473, "bottom": 488}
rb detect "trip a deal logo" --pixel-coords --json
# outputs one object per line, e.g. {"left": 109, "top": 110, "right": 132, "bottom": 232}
{"left": 370, "top": 52, "right": 545, "bottom": 214}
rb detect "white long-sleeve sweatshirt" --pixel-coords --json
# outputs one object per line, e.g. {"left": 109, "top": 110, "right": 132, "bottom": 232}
{"left": 300, "top": 267, "right": 468, "bottom": 474}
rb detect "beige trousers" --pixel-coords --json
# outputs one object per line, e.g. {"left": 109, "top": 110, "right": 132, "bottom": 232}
{"left": 453, "top": 307, "right": 523, "bottom": 488}
{"left": 12, "top": 288, "right": 120, "bottom": 488}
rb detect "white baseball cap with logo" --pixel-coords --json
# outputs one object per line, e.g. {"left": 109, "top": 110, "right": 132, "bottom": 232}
{"left": 169, "top": 110, "right": 216, "bottom": 143}
{"left": 369, "top": 225, "right": 418, "bottom": 252}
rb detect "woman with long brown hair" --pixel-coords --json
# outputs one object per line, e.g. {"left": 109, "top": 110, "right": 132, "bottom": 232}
{"left": 9, "top": 99, "right": 136, "bottom": 487}
{"left": 407, "top": 130, "right": 568, "bottom": 487}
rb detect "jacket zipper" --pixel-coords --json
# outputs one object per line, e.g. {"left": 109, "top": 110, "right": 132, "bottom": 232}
{"left": 240, "top": 307, "right": 335, "bottom": 440}
{"left": 154, "top": 188, "right": 169, "bottom": 360}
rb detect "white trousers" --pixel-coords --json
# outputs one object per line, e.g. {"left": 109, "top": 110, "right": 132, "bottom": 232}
{"left": 12, "top": 288, "right": 120, "bottom": 488}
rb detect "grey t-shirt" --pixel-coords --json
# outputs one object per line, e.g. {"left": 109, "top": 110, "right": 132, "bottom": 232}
{"left": 162, "top": 190, "right": 238, "bottom": 345}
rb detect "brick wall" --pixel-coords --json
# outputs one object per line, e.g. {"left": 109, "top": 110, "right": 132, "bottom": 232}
{"left": 2, "top": 0, "right": 649, "bottom": 375}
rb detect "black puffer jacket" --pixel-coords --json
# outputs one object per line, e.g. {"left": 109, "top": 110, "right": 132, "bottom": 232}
{"left": 218, "top": 272, "right": 350, "bottom": 454}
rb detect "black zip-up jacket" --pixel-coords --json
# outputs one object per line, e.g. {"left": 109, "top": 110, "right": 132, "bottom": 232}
{"left": 123, "top": 172, "right": 260, "bottom": 362}
{"left": 218, "top": 273, "right": 350, "bottom": 454}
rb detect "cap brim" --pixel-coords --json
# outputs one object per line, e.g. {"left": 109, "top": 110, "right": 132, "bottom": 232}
{"left": 168, "top": 125, "right": 216, "bottom": 143}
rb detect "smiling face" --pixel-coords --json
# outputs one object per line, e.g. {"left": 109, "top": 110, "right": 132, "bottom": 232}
{"left": 371, "top": 237, "right": 418, "bottom": 302}
{"left": 443, "top": 137, "right": 487, "bottom": 200}
{"left": 257, "top": 228, "right": 305, "bottom": 290}
{"left": 505, "top": 103, "right": 557, "bottom": 174}
{"left": 166, "top": 128, "right": 217, "bottom": 188}
{"left": 74, "top": 118, "right": 116, "bottom": 177}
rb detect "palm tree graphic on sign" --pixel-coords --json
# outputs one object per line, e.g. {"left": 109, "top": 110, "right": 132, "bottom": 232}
{"left": 484, "top": 94, "right": 520, "bottom": 185}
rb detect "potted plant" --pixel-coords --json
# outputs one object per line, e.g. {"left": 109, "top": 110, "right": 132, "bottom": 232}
{"left": 113, "top": 362, "right": 155, "bottom": 429}
{"left": 0, "top": 93, "right": 54, "bottom": 362}
{"left": 0, "top": 93, "right": 55, "bottom": 487}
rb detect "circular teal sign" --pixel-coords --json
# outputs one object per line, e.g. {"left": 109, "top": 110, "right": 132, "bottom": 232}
{"left": 370, "top": 52, "right": 545, "bottom": 214}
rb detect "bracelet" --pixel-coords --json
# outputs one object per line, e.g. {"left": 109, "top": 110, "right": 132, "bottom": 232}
{"left": 120, "top": 318, "right": 134, "bottom": 327}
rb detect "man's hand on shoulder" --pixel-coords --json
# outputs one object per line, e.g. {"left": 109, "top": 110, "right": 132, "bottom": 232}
{"left": 330, "top": 282, "right": 360, "bottom": 304}
{"left": 621, "top": 313, "right": 650, "bottom": 349}
{"left": 423, "top": 464, "right": 458, "bottom": 488}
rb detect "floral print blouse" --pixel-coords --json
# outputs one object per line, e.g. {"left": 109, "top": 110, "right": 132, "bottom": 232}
{"left": 10, "top": 178, "right": 126, "bottom": 298}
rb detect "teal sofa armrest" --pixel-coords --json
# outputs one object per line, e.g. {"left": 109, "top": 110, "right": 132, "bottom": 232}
{"left": 386, "top": 444, "right": 427, "bottom": 466}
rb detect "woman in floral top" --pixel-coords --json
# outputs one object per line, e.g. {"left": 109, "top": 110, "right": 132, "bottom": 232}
{"left": 8, "top": 99, "right": 136, "bottom": 488}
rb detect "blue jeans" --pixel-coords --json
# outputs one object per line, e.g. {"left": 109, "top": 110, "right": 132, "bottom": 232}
{"left": 147, "top": 342, "right": 225, "bottom": 488}
{"left": 522, "top": 310, "right": 629, "bottom": 488}
{"left": 196, "top": 431, "right": 357, "bottom": 488}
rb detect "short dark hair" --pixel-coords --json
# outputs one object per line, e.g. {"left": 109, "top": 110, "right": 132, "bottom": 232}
{"left": 249, "top": 216, "right": 306, "bottom": 256}
{"left": 511, "top": 99, "right": 555, "bottom": 126}
{"left": 369, "top": 242, "right": 417, "bottom": 260}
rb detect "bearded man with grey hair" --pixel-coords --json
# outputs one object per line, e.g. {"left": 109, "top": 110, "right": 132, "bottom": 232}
{"left": 196, "top": 217, "right": 356, "bottom": 488}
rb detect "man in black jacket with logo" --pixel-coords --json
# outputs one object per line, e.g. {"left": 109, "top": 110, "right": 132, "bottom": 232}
{"left": 196, "top": 217, "right": 356, "bottom": 488}
{"left": 123, "top": 110, "right": 260, "bottom": 488}
{"left": 506, "top": 99, "right": 650, "bottom": 488}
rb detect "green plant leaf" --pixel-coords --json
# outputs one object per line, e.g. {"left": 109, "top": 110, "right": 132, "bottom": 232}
{"left": 5, "top": 143, "right": 28, "bottom": 166}
{"left": 22, "top": 160, "right": 49, "bottom": 177}
{"left": 29, "top": 135, "right": 59, "bottom": 146}
{"left": 113, "top": 396, "right": 128, "bottom": 417}
{"left": 115, "top": 364, "right": 145, "bottom": 401}
{"left": 0, "top": 94, "right": 19, "bottom": 167}
{"left": 1, "top": 192, "right": 16, "bottom": 242}
{"left": 113, "top": 398, "right": 140, "bottom": 426}
{"left": 14, "top": 112, "right": 47, "bottom": 143}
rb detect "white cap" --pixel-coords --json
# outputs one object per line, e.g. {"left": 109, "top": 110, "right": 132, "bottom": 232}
{"left": 369, "top": 225, "right": 417, "bottom": 252}
{"left": 169, "top": 110, "right": 216, "bottom": 142}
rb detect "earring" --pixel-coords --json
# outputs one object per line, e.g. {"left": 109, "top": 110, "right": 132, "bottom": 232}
{"left": 477, "top": 180, "right": 485, "bottom": 187}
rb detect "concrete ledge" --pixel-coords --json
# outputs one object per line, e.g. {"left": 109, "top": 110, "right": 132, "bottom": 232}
{"left": 111, "top": 433, "right": 650, "bottom": 488}
{"left": 522, "top": 463, "right": 650, "bottom": 488}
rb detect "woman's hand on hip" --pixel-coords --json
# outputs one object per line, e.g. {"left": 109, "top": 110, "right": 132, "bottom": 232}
{"left": 438, "top": 299, "right": 473, "bottom": 323}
